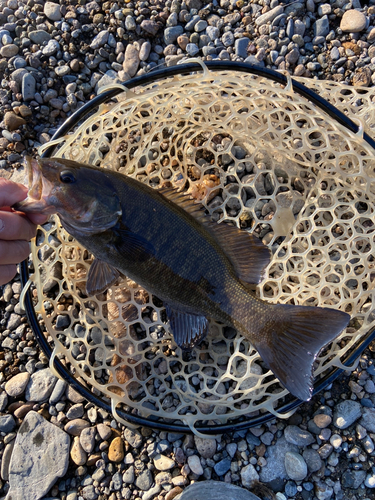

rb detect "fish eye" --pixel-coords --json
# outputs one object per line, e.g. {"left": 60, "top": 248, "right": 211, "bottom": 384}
{"left": 60, "top": 171, "right": 76, "bottom": 184}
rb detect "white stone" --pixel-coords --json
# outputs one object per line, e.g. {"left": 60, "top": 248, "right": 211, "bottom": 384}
{"left": 340, "top": 10, "right": 367, "bottom": 33}
{"left": 44, "top": 1, "right": 61, "bottom": 21}
{"left": 187, "top": 455, "right": 203, "bottom": 475}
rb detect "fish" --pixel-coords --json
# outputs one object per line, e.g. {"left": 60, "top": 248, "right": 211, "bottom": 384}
{"left": 14, "top": 156, "right": 351, "bottom": 401}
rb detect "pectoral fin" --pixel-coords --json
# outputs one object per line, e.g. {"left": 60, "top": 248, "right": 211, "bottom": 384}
{"left": 165, "top": 304, "right": 209, "bottom": 350}
{"left": 86, "top": 258, "right": 121, "bottom": 295}
{"left": 114, "top": 224, "right": 155, "bottom": 263}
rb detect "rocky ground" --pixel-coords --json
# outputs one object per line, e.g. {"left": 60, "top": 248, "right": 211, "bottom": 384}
{"left": 1, "top": 0, "right": 375, "bottom": 499}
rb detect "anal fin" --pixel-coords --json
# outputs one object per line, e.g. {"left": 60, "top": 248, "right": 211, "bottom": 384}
{"left": 165, "top": 304, "right": 209, "bottom": 350}
{"left": 86, "top": 258, "right": 121, "bottom": 295}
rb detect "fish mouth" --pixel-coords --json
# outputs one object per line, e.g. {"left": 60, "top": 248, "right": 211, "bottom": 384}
{"left": 13, "top": 157, "right": 56, "bottom": 214}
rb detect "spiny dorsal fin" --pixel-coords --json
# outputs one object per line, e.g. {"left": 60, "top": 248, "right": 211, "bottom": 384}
{"left": 158, "top": 186, "right": 271, "bottom": 284}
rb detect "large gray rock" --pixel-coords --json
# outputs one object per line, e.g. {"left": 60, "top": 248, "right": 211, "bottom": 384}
{"left": 177, "top": 481, "right": 260, "bottom": 500}
{"left": 6, "top": 411, "right": 70, "bottom": 500}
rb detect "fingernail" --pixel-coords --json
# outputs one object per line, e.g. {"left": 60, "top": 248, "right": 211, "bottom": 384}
{"left": 0, "top": 219, "right": 4, "bottom": 232}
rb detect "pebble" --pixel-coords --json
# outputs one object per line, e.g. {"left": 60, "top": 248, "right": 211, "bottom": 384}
{"left": 187, "top": 455, "right": 203, "bottom": 475}
{"left": 164, "top": 26, "right": 184, "bottom": 45}
{"left": 64, "top": 419, "right": 90, "bottom": 436}
{"left": 22, "top": 73, "right": 36, "bottom": 102}
{"left": 123, "top": 45, "right": 140, "bottom": 76}
{"left": 3, "top": 112, "right": 25, "bottom": 131}
{"left": 154, "top": 454, "right": 176, "bottom": 471}
{"left": 333, "top": 400, "right": 362, "bottom": 429}
{"left": 80, "top": 427, "right": 96, "bottom": 453}
{"left": 340, "top": 10, "right": 367, "bottom": 32}
{"left": 44, "top": 1, "right": 62, "bottom": 21}
{"left": 235, "top": 38, "right": 249, "bottom": 59}
{"left": 5, "top": 372, "right": 30, "bottom": 397}
{"left": 71, "top": 436, "right": 87, "bottom": 466}
{"left": 97, "top": 423, "right": 112, "bottom": 441}
{"left": 241, "top": 464, "right": 259, "bottom": 488}
{"left": 125, "top": 428, "right": 142, "bottom": 448}
{"left": 302, "top": 448, "right": 323, "bottom": 472}
{"left": 255, "top": 6, "right": 284, "bottom": 26}
{"left": 194, "top": 436, "right": 216, "bottom": 458}
{"left": 123, "top": 465, "right": 135, "bottom": 484}
{"left": 108, "top": 437, "right": 124, "bottom": 462}
{"left": 25, "top": 369, "right": 57, "bottom": 402}
{"left": 135, "top": 469, "right": 153, "bottom": 491}
{"left": 0, "top": 415, "right": 16, "bottom": 433}
{"left": 284, "top": 452, "right": 308, "bottom": 481}
{"left": 28, "top": 30, "right": 51, "bottom": 44}
{"left": 0, "top": 44, "right": 18, "bottom": 58}
{"left": 214, "top": 458, "right": 231, "bottom": 476}
{"left": 284, "top": 425, "right": 315, "bottom": 446}
{"left": 360, "top": 408, "right": 375, "bottom": 432}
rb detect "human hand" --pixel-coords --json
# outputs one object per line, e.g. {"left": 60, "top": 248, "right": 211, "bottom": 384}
{"left": 0, "top": 178, "right": 48, "bottom": 286}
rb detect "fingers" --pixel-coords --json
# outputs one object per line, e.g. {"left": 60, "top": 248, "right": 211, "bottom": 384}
{"left": 0, "top": 211, "right": 36, "bottom": 241}
{"left": 0, "top": 240, "right": 30, "bottom": 265}
{"left": 0, "top": 264, "right": 17, "bottom": 286}
{"left": 0, "top": 178, "right": 28, "bottom": 207}
{"left": 27, "top": 213, "right": 48, "bottom": 225}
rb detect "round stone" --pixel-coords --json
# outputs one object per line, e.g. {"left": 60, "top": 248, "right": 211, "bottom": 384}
{"left": 340, "top": 9, "right": 366, "bottom": 33}
{"left": 108, "top": 437, "right": 125, "bottom": 462}
{"left": 70, "top": 436, "right": 87, "bottom": 466}
{"left": 187, "top": 455, "right": 203, "bottom": 475}
{"left": 314, "top": 414, "right": 332, "bottom": 429}
{"left": 285, "top": 452, "right": 308, "bottom": 481}
{"left": 5, "top": 372, "right": 30, "bottom": 397}
{"left": 194, "top": 436, "right": 216, "bottom": 459}
{"left": 154, "top": 454, "right": 176, "bottom": 471}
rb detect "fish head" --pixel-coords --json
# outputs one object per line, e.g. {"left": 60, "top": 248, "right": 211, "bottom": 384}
{"left": 14, "top": 157, "right": 122, "bottom": 234}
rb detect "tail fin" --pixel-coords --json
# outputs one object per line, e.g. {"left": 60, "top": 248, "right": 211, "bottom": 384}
{"left": 253, "top": 304, "right": 350, "bottom": 401}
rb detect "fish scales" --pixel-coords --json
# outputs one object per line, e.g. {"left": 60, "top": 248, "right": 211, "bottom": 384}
{"left": 14, "top": 157, "right": 351, "bottom": 401}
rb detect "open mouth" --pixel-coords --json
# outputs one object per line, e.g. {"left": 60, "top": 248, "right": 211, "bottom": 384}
{"left": 12, "top": 157, "right": 55, "bottom": 214}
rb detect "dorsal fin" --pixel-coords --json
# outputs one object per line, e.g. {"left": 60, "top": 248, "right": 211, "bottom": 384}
{"left": 158, "top": 186, "right": 271, "bottom": 284}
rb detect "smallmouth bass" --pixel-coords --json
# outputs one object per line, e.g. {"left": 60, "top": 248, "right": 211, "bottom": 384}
{"left": 15, "top": 157, "right": 350, "bottom": 401}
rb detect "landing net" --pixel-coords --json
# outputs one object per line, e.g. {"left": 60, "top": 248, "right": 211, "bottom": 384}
{"left": 29, "top": 63, "right": 375, "bottom": 434}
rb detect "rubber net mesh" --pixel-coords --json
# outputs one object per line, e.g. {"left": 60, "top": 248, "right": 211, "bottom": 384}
{"left": 29, "top": 65, "right": 375, "bottom": 434}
